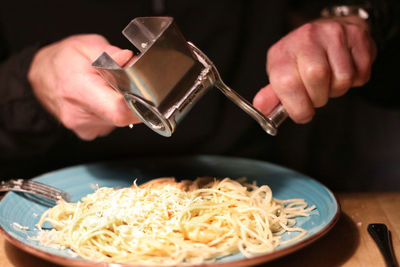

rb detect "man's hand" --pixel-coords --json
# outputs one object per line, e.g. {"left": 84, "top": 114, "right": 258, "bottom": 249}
{"left": 28, "top": 34, "right": 141, "bottom": 140}
{"left": 253, "top": 15, "right": 377, "bottom": 123}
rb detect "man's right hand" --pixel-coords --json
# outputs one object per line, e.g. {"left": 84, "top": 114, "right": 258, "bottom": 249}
{"left": 28, "top": 34, "right": 141, "bottom": 140}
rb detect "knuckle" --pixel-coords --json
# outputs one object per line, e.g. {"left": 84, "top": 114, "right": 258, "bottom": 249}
{"left": 78, "top": 132, "right": 96, "bottom": 141}
{"left": 66, "top": 34, "right": 108, "bottom": 54}
{"left": 354, "top": 71, "right": 371, "bottom": 87}
{"left": 274, "top": 74, "right": 301, "bottom": 94}
{"left": 67, "top": 33, "right": 106, "bottom": 44}
{"left": 267, "top": 43, "right": 279, "bottom": 57}
{"left": 313, "top": 95, "right": 329, "bottom": 108}
{"left": 356, "top": 56, "right": 374, "bottom": 77}
{"left": 291, "top": 108, "right": 315, "bottom": 124}
{"left": 110, "top": 112, "right": 130, "bottom": 127}
{"left": 349, "top": 24, "right": 369, "bottom": 41}
{"left": 59, "top": 111, "right": 77, "bottom": 130}
{"left": 98, "top": 126, "right": 114, "bottom": 137}
{"left": 346, "top": 23, "right": 360, "bottom": 33}
{"left": 334, "top": 73, "right": 353, "bottom": 91}
{"left": 298, "top": 23, "right": 315, "bottom": 37}
{"left": 360, "top": 71, "right": 371, "bottom": 84}
{"left": 360, "top": 54, "right": 373, "bottom": 68}
{"left": 63, "top": 36, "right": 84, "bottom": 47}
{"left": 304, "top": 64, "right": 329, "bottom": 82}
{"left": 296, "top": 23, "right": 317, "bottom": 43}
{"left": 267, "top": 43, "right": 284, "bottom": 62}
{"left": 325, "top": 21, "right": 345, "bottom": 37}
{"left": 330, "top": 87, "right": 349, "bottom": 98}
{"left": 86, "top": 33, "right": 107, "bottom": 41}
{"left": 266, "top": 48, "right": 276, "bottom": 73}
{"left": 58, "top": 101, "right": 81, "bottom": 131}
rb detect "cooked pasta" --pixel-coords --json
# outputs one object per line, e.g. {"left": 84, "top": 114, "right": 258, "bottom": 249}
{"left": 36, "top": 177, "right": 315, "bottom": 265}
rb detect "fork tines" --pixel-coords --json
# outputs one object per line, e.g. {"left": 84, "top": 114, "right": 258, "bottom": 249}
{"left": 21, "top": 180, "right": 71, "bottom": 202}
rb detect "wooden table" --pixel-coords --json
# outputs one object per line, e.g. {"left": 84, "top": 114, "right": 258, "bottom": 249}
{"left": 1, "top": 192, "right": 399, "bottom": 267}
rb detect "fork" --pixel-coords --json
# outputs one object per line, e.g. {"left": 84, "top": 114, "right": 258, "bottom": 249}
{"left": 0, "top": 179, "right": 71, "bottom": 202}
{"left": 368, "top": 223, "right": 399, "bottom": 267}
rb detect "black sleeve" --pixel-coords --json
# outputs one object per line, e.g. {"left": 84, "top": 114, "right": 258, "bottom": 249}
{"left": 0, "top": 43, "right": 64, "bottom": 160}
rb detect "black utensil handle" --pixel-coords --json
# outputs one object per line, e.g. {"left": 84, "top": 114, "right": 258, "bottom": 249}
{"left": 368, "top": 223, "right": 399, "bottom": 267}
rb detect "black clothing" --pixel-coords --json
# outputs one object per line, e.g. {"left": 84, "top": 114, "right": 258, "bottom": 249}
{"left": 1, "top": 0, "right": 399, "bottom": 191}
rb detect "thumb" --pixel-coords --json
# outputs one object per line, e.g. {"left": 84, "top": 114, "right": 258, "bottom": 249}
{"left": 253, "top": 84, "right": 280, "bottom": 116}
{"left": 110, "top": 49, "right": 135, "bottom": 67}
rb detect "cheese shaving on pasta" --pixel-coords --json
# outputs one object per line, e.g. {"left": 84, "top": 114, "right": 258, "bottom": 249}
{"left": 36, "top": 177, "right": 315, "bottom": 265}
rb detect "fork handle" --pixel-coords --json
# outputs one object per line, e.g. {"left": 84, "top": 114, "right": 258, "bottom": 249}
{"left": 368, "top": 223, "right": 399, "bottom": 267}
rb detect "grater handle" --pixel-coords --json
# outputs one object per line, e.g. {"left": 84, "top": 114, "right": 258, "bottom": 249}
{"left": 215, "top": 80, "right": 288, "bottom": 136}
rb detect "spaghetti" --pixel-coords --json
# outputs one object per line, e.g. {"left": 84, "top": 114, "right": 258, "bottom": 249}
{"left": 36, "top": 177, "right": 315, "bottom": 265}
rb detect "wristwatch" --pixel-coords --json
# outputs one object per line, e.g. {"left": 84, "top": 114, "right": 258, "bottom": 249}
{"left": 321, "top": 5, "right": 371, "bottom": 21}
{"left": 320, "top": 4, "right": 383, "bottom": 47}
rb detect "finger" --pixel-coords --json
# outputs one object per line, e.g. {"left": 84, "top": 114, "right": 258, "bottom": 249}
{"left": 111, "top": 49, "right": 135, "bottom": 67}
{"left": 253, "top": 84, "right": 280, "bottom": 116}
{"left": 75, "top": 124, "right": 116, "bottom": 141}
{"left": 71, "top": 34, "right": 138, "bottom": 126}
{"left": 59, "top": 104, "right": 117, "bottom": 140}
{"left": 347, "top": 25, "right": 376, "bottom": 87}
{"left": 297, "top": 46, "right": 331, "bottom": 108}
{"left": 85, "top": 80, "right": 141, "bottom": 127}
{"left": 77, "top": 34, "right": 134, "bottom": 65}
{"left": 87, "top": 46, "right": 133, "bottom": 66}
{"left": 85, "top": 49, "right": 139, "bottom": 127}
{"left": 321, "top": 24, "right": 356, "bottom": 98}
{"left": 268, "top": 58, "right": 314, "bottom": 123}
{"left": 75, "top": 34, "right": 115, "bottom": 60}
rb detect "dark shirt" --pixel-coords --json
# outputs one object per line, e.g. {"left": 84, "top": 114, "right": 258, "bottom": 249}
{"left": 0, "top": 0, "right": 399, "bottom": 191}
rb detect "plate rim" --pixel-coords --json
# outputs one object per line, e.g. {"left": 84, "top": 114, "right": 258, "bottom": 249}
{"left": 0, "top": 155, "right": 341, "bottom": 266}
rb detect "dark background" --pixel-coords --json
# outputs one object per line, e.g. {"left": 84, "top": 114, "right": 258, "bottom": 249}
{"left": 0, "top": 0, "right": 399, "bottom": 191}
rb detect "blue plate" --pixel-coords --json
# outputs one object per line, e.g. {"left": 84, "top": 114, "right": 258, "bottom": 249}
{"left": 0, "top": 155, "right": 340, "bottom": 266}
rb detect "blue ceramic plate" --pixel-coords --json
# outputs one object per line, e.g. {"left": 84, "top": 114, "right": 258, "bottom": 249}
{"left": 0, "top": 155, "right": 339, "bottom": 266}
